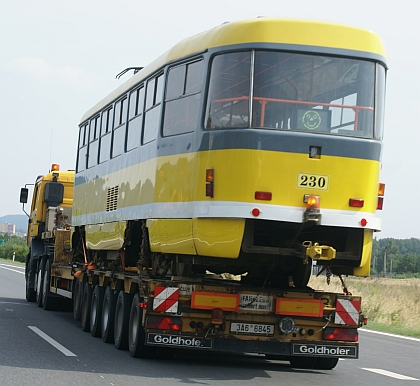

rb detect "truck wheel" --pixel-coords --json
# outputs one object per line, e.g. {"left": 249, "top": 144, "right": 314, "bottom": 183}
{"left": 42, "top": 259, "right": 61, "bottom": 311}
{"left": 73, "top": 279, "right": 82, "bottom": 321}
{"left": 101, "top": 286, "right": 115, "bottom": 343}
{"left": 26, "top": 259, "right": 36, "bottom": 302}
{"left": 316, "top": 357, "right": 339, "bottom": 370}
{"left": 90, "top": 285, "right": 103, "bottom": 337}
{"left": 36, "top": 259, "right": 45, "bottom": 307}
{"left": 129, "top": 294, "right": 152, "bottom": 357}
{"left": 81, "top": 282, "right": 92, "bottom": 332}
{"left": 114, "top": 291, "right": 132, "bottom": 350}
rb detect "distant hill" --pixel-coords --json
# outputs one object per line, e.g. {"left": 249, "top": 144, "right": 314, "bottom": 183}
{"left": 0, "top": 214, "right": 28, "bottom": 232}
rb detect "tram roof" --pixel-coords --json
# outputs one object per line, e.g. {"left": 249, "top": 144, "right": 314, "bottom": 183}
{"left": 80, "top": 18, "right": 387, "bottom": 124}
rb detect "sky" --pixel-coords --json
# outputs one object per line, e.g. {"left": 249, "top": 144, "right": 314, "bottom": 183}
{"left": 0, "top": 0, "right": 417, "bottom": 239}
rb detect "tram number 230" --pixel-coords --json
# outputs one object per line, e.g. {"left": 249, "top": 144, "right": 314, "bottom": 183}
{"left": 297, "top": 173, "right": 329, "bottom": 190}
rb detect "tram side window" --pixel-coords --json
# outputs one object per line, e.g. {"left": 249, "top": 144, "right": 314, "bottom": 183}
{"left": 99, "top": 107, "right": 113, "bottom": 164}
{"left": 87, "top": 115, "right": 100, "bottom": 169}
{"left": 143, "top": 73, "right": 164, "bottom": 144}
{"left": 163, "top": 59, "right": 204, "bottom": 137}
{"left": 127, "top": 86, "right": 145, "bottom": 151}
{"left": 112, "top": 97, "right": 127, "bottom": 158}
{"left": 205, "top": 52, "right": 251, "bottom": 129}
{"left": 76, "top": 123, "right": 88, "bottom": 173}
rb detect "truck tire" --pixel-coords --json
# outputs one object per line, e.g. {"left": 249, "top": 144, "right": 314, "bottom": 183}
{"left": 101, "top": 286, "right": 115, "bottom": 343}
{"left": 114, "top": 291, "right": 132, "bottom": 350}
{"left": 36, "top": 259, "right": 45, "bottom": 307}
{"left": 42, "top": 259, "right": 61, "bottom": 311}
{"left": 25, "top": 253, "right": 36, "bottom": 302}
{"left": 129, "top": 294, "right": 152, "bottom": 358}
{"left": 73, "top": 279, "right": 82, "bottom": 321}
{"left": 90, "top": 285, "right": 103, "bottom": 337}
{"left": 81, "top": 282, "right": 92, "bottom": 332}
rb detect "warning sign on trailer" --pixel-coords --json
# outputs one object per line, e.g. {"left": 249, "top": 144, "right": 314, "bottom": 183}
{"left": 334, "top": 298, "right": 361, "bottom": 326}
{"left": 153, "top": 286, "right": 179, "bottom": 313}
{"left": 239, "top": 294, "right": 273, "bottom": 311}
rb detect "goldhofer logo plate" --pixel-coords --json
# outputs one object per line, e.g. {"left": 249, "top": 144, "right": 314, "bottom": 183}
{"left": 292, "top": 344, "right": 357, "bottom": 358}
{"left": 147, "top": 333, "right": 212, "bottom": 349}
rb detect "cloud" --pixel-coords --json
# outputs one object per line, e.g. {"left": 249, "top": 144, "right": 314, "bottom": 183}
{"left": 5, "top": 57, "right": 101, "bottom": 90}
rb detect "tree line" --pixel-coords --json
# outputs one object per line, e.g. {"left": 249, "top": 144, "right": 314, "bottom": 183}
{"left": 0, "top": 234, "right": 28, "bottom": 263}
{"left": 372, "top": 238, "right": 420, "bottom": 277}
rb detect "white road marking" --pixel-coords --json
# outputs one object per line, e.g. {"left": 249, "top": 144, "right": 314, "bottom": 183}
{"left": 0, "top": 264, "right": 25, "bottom": 274}
{"left": 362, "top": 368, "right": 418, "bottom": 381}
{"left": 361, "top": 328, "right": 420, "bottom": 343}
{"left": 28, "top": 326, "right": 76, "bottom": 357}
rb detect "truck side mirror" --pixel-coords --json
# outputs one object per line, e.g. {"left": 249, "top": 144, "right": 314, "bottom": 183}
{"left": 20, "top": 188, "right": 29, "bottom": 204}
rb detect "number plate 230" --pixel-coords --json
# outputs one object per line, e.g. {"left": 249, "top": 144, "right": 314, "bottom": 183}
{"left": 297, "top": 173, "right": 329, "bottom": 190}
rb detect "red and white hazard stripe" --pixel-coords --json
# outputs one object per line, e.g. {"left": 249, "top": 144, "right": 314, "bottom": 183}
{"left": 334, "top": 298, "right": 361, "bottom": 326}
{"left": 153, "top": 286, "right": 179, "bottom": 313}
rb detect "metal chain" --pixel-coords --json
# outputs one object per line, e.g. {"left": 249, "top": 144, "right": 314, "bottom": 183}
{"left": 338, "top": 275, "right": 352, "bottom": 296}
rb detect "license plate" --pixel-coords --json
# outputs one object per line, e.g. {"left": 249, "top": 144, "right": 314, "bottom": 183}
{"left": 230, "top": 322, "right": 275, "bottom": 335}
{"left": 297, "top": 173, "right": 329, "bottom": 191}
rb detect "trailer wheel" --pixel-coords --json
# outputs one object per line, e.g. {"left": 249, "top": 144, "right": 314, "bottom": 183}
{"left": 289, "top": 356, "right": 318, "bottom": 369}
{"left": 129, "top": 294, "right": 151, "bottom": 357}
{"left": 114, "top": 291, "right": 132, "bottom": 350}
{"left": 81, "top": 282, "right": 92, "bottom": 332}
{"left": 36, "top": 259, "right": 45, "bottom": 307}
{"left": 101, "top": 286, "right": 115, "bottom": 343}
{"left": 73, "top": 279, "right": 82, "bottom": 321}
{"left": 315, "top": 357, "right": 339, "bottom": 370}
{"left": 90, "top": 285, "right": 103, "bottom": 337}
{"left": 42, "top": 259, "right": 61, "bottom": 311}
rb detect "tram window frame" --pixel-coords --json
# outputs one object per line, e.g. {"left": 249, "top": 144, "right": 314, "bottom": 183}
{"left": 76, "top": 122, "right": 88, "bottom": 173}
{"left": 143, "top": 73, "right": 164, "bottom": 144}
{"left": 87, "top": 115, "right": 100, "bottom": 169}
{"left": 98, "top": 106, "right": 113, "bottom": 164}
{"left": 127, "top": 85, "right": 145, "bottom": 152}
{"left": 112, "top": 96, "right": 128, "bottom": 158}
{"left": 163, "top": 59, "right": 204, "bottom": 137}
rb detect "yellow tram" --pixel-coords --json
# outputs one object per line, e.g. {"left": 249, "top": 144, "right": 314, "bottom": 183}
{"left": 74, "top": 18, "right": 387, "bottom": 287}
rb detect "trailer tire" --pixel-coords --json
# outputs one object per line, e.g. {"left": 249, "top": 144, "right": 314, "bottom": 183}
{"left": 42, "top": 259, "right": 61, "bottom": 311}
{"left": 129, "top": 294, "right": 151, "bottom": 357}
{"left": 101, "top": 286, "right": 115, "bottom": 343}
{"left": 36, "top": 259, "right": 45, "bottom": 307}
{"left": 90, "top": 285, "right": 103, "bottom": 337}
{"left": 114, "top": 291, "right": 132, "bottom": 350}
{"left": 81, "top": 282, "right": 92, "bottom": 332}
{"left": 315, "top": 357, "right": 339, "bottom": 370}
{"left": 289, "top": 356, "right": 318, "bottom": 369}
{"left": 73, "top": 279, "right": 82, "bottom": 321}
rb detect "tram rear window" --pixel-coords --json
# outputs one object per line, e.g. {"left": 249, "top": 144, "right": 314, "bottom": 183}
{"left": 205, "top": 50, "right": 385, "bottom": 139}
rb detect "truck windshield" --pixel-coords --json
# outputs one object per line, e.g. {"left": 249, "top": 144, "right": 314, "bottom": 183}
{"left": 204, "top": 50, "right": 386, "bottom": 139}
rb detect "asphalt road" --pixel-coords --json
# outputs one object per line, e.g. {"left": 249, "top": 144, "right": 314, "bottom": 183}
{"left": 1, "top": 262, "right": 420, "bottom": 386}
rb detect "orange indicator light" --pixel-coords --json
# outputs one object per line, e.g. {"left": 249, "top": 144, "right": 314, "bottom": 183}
{"left": 378, "top": 183, "right": 385, "bottom": 196}
{"left": 206, "top": 169, "right": 214, "bottom": 183}
{"left": 51, "top": 164, "right": 60, "bottom": 171}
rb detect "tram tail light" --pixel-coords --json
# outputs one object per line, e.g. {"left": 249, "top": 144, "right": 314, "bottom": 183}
{"left": 255, "top": 191, "right": 272, "bottom": 201}
{"left": 206, "top": 169, "right": 214, "bottom": 198}
{"left": 349, "top": 198, "right": 364, "bottom": 208}
{"left": 377, "top": 182, "right": 385, "bottom": 210}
